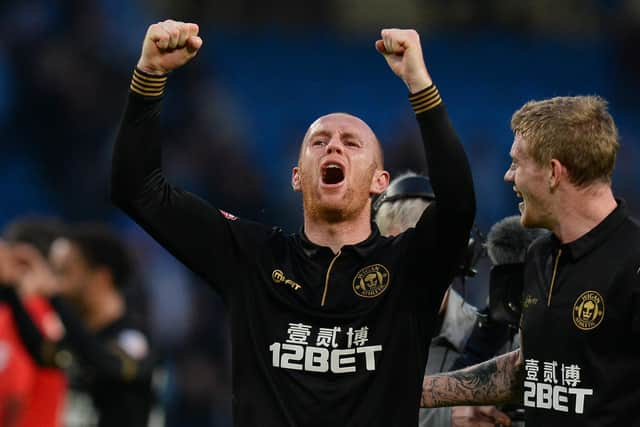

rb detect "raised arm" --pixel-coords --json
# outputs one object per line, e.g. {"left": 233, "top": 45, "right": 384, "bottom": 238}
{"left": 111, "top": 21, "right": 202, "bottom": 206}
{"left": 111, "top": 21, "right": 265, "bottom": 295}
{"left": 421, "top": 349, "right": 524, "bottom": 408}
{"left": 377, "top": 30, "right": 476, "bottom": 283}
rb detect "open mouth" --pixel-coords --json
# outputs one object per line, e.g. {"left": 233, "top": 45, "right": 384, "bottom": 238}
{"left": 513, "top": 187, "right": 525, "bottom": 211}
{"left": 321, "top": 163, "right": 345, "bottom": 185}
{"left": 513, "top": 186, "right": 523, "bottom": 199}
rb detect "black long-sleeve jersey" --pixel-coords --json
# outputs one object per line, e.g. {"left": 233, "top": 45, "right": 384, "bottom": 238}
{"left": 520, "top": 201, "right": 640, "bottom": 426}
{"left": 0, "top": 287, "right": 154, "bottom": 427}
{"left": 111, "top": 69, "right": 476, "bottom": 427}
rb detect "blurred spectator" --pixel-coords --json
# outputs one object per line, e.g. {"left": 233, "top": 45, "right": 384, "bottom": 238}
{"left": 1, "top": 222, "right": 156, "bottom": 427}
{"left": 0, "top": 218, "right": 67, "bottom": 427}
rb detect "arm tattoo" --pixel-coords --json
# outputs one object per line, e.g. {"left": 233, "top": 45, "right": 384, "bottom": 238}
{"left": 421, "top": 349, "right": 524, "bottom": 408}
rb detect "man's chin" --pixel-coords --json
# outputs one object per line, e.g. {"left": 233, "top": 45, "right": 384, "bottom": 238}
{"left": 316, "top": 204, "right": 350, "bottom": 223}
{"left": 303, "top": 189, "right": 368, "bottom": 223}
{"left": 520, "top": 210, "right": 545, "bottom": 230}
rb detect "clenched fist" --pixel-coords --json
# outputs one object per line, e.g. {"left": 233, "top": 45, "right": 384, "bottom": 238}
{"left": 137, "top": 20, "right": 203, "bottom": 76}
{"left": 376, "top": 29, "right": 432, "bottom": 94}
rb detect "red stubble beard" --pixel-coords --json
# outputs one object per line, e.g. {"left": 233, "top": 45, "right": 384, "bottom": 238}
{"left": 299, "top": 165, "right": 375, "bottom": 224}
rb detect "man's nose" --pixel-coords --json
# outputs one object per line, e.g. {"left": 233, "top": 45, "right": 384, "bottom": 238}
{"left": 504, "top": 169, "right": 513, "bottom": 183}
{"left": 326, "top": 137, "right": 343, "bottom": 155}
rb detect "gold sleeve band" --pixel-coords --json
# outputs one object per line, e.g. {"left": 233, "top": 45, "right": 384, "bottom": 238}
{"left": 130, "top": 68, "right": 168, "bottom": 97}
{"left": 409, "top": 85, "right": 442, "bottom": 114}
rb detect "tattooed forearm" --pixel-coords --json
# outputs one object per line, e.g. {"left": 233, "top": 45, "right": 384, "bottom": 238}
{"left": 421, "top": 349, "right": 524, "bottom": 408}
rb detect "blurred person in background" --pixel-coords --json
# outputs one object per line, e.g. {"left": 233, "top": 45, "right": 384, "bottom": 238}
{"left": 451, "top": 215, "right": 546, "bottom": 370}
{"left": 112, "top": 20, "right": 475, "bottom": 426}
{"left": 374, "top": 172, "right": 511, "bottom": 427}
{"left": 0, "top": 222, "right": 156, "bottom": 427}
{"left": 446, "top": 215, "right": 548, "bottom": 426}
{"left": 421, "top": 96, "right": 640, "bottom": 426}
{"left": 0, "top": 219, "right": 67, "bottom": 427}
{"left": 451, "top": 216, "right": 548, "bottom": 370}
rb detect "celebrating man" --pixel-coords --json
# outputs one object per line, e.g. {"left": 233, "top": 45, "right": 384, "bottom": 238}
{"left": 111, "top": 20, "right": 475, "bottom": 426}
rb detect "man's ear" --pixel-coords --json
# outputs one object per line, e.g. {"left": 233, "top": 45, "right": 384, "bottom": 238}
{"left": 549, "top": 159, "right": 565, "bottom": 190}
{"left": 370, "top": 169, "right": 390, "bottom": 196}
{"left": 292, "top": 166, "right": 301, "bottom": 192}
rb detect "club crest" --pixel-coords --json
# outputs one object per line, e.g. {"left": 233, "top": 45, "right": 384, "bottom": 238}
{"left": 353, "top": 264, "right": 390, "bottom": 298}
{"left": 572, "top": 290, "right": 604, "bottom": 331}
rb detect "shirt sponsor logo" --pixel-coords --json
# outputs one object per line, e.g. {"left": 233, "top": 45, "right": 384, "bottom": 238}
{"left": 572, "top": 290, "right": 604, "bottom": 331}
{"left": 269, "top": 322, "right": 382, "bottom": 373}
{"left": 352, "top": 264, "right": 390, "bottom": 298}
{"left": 523, "top": 358, "right": 593, "bottom": 414}
{"left": 272, "top": 269, "right": 302, "bottom": 291}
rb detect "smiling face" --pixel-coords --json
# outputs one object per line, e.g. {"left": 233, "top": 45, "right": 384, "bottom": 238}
{"left": 292, "top": 113, "right": 389, "bottom": 223}
{"left": 504, "top": 134, "right": 554, "bottom": 229}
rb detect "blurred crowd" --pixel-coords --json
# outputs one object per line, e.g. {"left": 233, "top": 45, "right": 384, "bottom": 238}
{"left": 1, "top": 0, "right": 639, "bottom": 426}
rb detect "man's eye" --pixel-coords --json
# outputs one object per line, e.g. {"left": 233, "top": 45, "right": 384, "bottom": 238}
{"left": 312, "top": 140, "right": 326, "bottom": 146}
{"left": 345, "top": 141, "right": 359, "bottom": 147}
{"left": 509, "top": 162, "right": 517, "bottom": 170}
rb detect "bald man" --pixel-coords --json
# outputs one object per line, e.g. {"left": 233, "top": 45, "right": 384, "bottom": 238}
{"left": 111, "top": 21, "right": 475, "bottom": 427}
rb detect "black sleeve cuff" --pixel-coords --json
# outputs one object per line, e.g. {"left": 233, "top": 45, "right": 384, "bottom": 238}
{"left": 409, "top": 85, "right": 442, "bottom": 114}
{"left": 130, "top": 68, "right": 168, "bottom": 98}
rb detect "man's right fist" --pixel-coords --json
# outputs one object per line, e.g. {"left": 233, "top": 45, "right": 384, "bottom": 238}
{"left": 136, "top": 20, "right": 203, "bottom": 76}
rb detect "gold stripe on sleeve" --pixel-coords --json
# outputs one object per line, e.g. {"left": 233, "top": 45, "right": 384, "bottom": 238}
{"left": 409, "top": 85, "right": 442, "bottom": 114}
{"left": 129, "top": 68, "right": 168, "bottom": 97}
